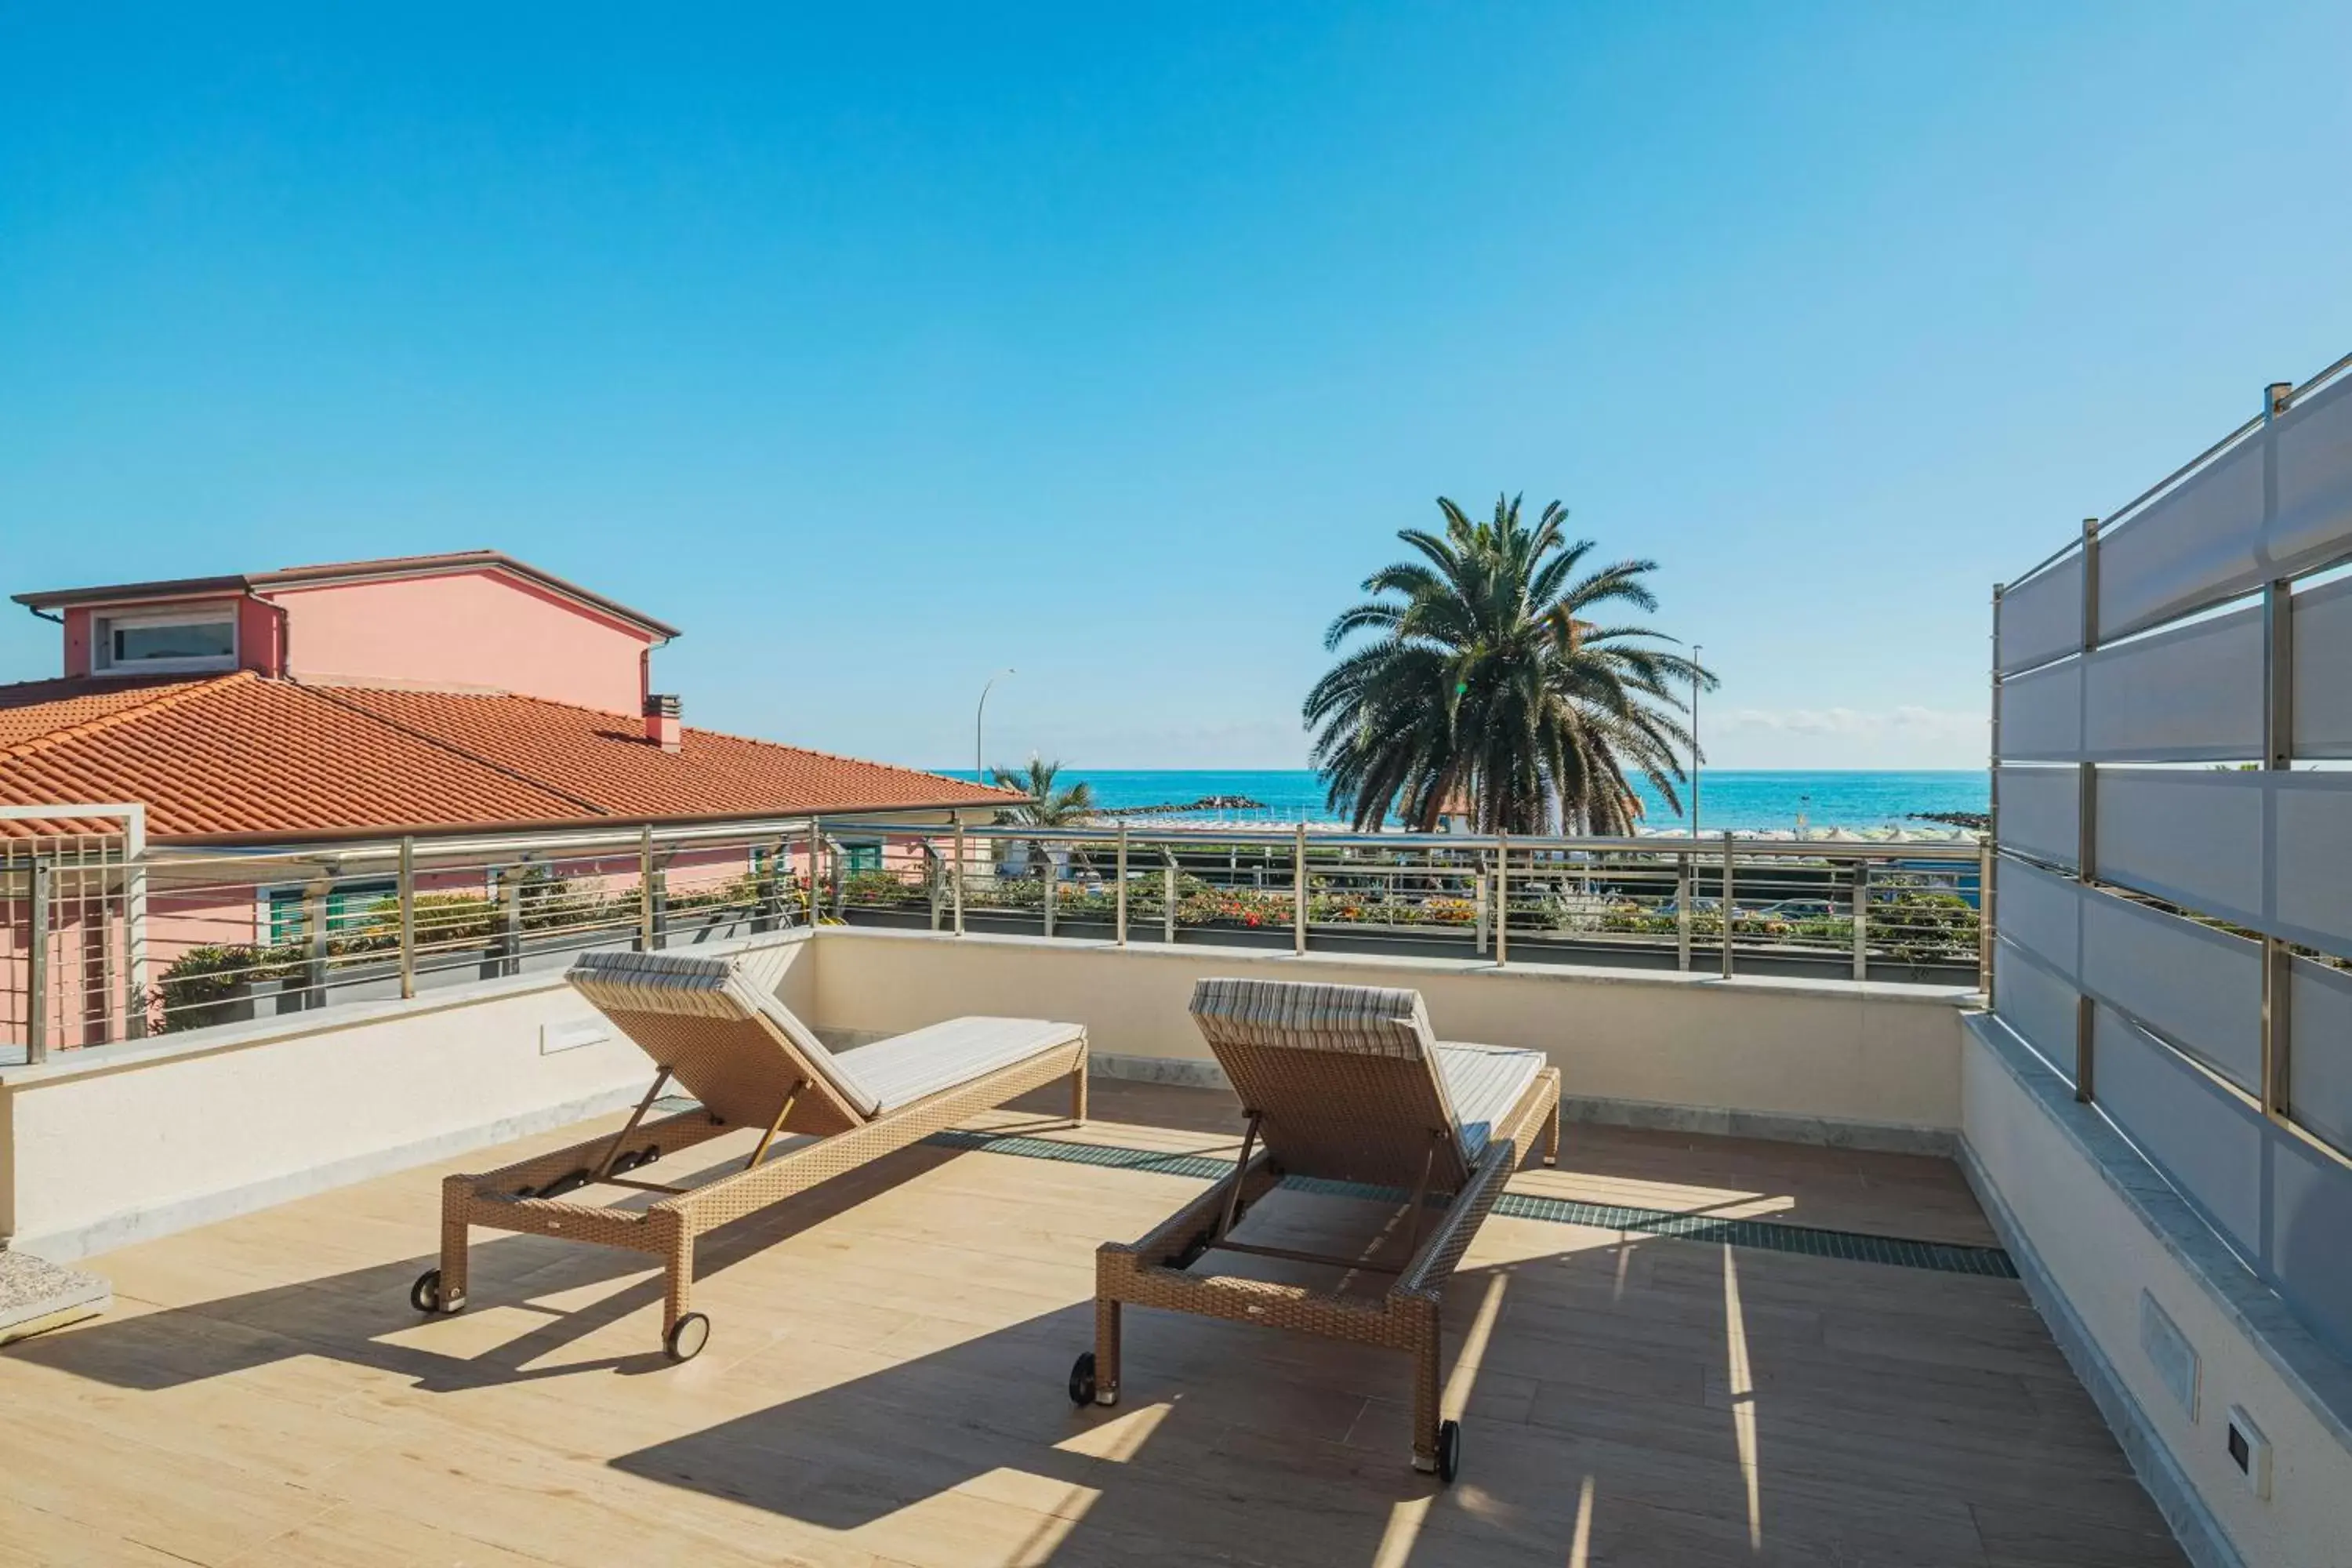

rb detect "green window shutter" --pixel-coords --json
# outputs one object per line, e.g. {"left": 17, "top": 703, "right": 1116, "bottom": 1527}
{"left": 267, "top": 881, "right": 397, "bottom": 946}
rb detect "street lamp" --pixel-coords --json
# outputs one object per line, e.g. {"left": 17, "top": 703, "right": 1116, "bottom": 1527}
{"left": 1690, "top": 644, "right": 1703, "bottom": 839}
{"left": 976, "top": 669, "right": 1015, "bottom": 782}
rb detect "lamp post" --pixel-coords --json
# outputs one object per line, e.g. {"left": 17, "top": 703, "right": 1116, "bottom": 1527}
{"left": 1690, "top": 644, "right": 1703, "bottom": 839}
{"left": 976, "top": 669, "right": 1015, "bottom": 782}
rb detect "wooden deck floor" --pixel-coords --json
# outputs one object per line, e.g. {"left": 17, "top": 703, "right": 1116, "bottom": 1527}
{"left": 0, "top": 1079, "right": 2184, "bottom": 1566}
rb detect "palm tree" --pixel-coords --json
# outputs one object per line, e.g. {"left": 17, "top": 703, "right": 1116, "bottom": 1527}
{"left": 1305, "top": 495, "right": 1713, "bottom": 835}
{"left": 989, "top": 756, "right": 1099, "bottom": 880}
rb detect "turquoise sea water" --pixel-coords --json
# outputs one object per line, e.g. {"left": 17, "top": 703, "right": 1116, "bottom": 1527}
{"left": 942, "top": 768, "right": 1987, "bottom": 833}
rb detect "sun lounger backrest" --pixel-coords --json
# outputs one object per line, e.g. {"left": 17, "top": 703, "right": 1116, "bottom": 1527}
{"left": 1189, "top": 978, "right": 1472, "bottom": 1192}
{"left": 568, "top": 949, "right": 879, "bottom": 1132}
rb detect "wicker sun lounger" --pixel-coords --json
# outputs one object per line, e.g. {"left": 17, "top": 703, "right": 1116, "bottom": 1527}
{"left": 409, "top": 946, "right": 1087, "bottom": 1362}
{"left": 1069, "top": 978, "right": 1559, "bottom": 1483}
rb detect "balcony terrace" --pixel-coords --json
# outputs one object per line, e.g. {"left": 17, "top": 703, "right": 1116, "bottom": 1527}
{"left": 12, "top": 346, "right": 2352, "bottom": 1566}
{"left": 0, "top": 1073, "right": 2180, "bottom": 1567}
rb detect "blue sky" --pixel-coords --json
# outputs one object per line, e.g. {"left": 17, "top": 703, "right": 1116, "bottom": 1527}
{"left": 5, "top": 4, "right": 2349, "bottom": 771}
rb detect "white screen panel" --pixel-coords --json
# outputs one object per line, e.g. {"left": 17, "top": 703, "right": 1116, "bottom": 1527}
{"left": 2274, "top": 773, "right": 2352, "bottom": 960}
{"left": 2081, "top": 605, "right": 2263, "bottom": 761}
{"left": 2289, "top": 956, "right": 2352, "bottom": 1157}
{"left": 1998, "top": 856, "right": 2081, "bottom": 980}
{"left": 2093, "top": 1005, "right": 2263, "bottom": 1256}
{"left": 2098, "top": 380, "right": 2352, "bottom": 641}
{"left": 2294, "top": 574, "right": 2352, "bottom": 759}
{"left": 1995, "top": 765, "right": 2078, "bottom": 869}
{"left": 1993, "top": 938, "right": 2079, "bottom": 1083}
{"left": 1998, "top": 554, "right": 2083, "bottom": 675}
{"left": 2095, "top": 769, "right": 2265, "bottom": 931}
{"left": 2080, "top": 888, "right": 2260, "bottom": 1092}
{"left": 1996, "top": 660, "right": 2082, "bottom": 761}
{"left": 2267, "top": 1124, "right": 2352, "bottom": 1361}
{"left": 2273, "top": 373, "right": 2352, "bottom": 586}
{"left": 2099, "top": 436, "right": 2267, "bottom": 639}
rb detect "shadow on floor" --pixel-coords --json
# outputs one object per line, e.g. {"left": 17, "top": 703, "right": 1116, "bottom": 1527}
{"left": 2, "top": 1137, "right": 975, "bottom": 1393}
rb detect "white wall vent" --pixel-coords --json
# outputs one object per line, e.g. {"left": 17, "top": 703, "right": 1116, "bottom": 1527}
{"left": 2139, "top": 1290, "right": 2199, "bottom": 1420}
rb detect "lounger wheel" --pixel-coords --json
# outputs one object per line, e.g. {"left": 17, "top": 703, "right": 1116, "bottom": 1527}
{"left": 1068, "top": 1351, "right": 1110, "bottom": 1407}
{"left": 1436, "top": 1419, "right": 1461, "bottom": 1483}
{"left": 408, "top": 1268, "right": 464, "bottom": 1316}
{"left": 666, "top": 1312, "right": 711, "bottom": 1363}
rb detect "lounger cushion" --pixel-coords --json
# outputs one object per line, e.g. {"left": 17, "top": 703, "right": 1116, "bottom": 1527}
{"left": 841, "top": 1016, "right": 1087, "bottom": 1114}
{"left": 1434, "top": 1044, "right": 1547, "bottom": 1162}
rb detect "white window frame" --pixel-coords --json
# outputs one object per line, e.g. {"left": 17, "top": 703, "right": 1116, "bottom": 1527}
{"left": 92, "top": 602, "right": 241, "bottom": 676}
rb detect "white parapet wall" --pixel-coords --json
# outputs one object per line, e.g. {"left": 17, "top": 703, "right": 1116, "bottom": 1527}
{"left": 0, "top": 932, "right": 818, "bottom": 1260}
{"left": 1962, "top": 1014, "right": 2352, "bottom": 1568}
{"left": 810, "top": 927, "right": 1973, "bottom": 1150}
{"left": 2, "top": 923, "right": 1965, "bottom": 1262}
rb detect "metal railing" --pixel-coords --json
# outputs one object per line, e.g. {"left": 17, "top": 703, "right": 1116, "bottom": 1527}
{"left": 2, "top": 811, "right": 1988, "bottom": 1060}
{"left": 854, "top": 822, "right": 1987, "bottom": 984}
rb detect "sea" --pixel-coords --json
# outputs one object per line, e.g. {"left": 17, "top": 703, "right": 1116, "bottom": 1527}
{"left": 940, "top": 769, "right": 1988, "bottom": 834}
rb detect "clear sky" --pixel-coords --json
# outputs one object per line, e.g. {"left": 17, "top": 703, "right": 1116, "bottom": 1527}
{"left": 5, "top": 4, "right": 2349, "bottom": 771}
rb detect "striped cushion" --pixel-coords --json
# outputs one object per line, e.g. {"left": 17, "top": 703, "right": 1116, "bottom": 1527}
{"left": 1189, "top": 977, "right": 1436, "bottom": 1059}
{"left": 1435, "top": 1043, "right": 1546, "bottom": 1161}
{"left": 843, "top": 1017, "right": 1085, "bottom": 1113}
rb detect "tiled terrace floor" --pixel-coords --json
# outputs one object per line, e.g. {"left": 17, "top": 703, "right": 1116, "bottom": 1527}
{"left": 0, "top": 1080, "right": 2183, "bottom": 1566}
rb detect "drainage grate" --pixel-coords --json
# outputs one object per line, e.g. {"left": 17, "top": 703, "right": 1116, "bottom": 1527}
{"left": 924, "top": 1128, "right": 1240, "bottom": 1182}
{"left": 923, "top": 1127, "right": 2017, "bottom": 1279}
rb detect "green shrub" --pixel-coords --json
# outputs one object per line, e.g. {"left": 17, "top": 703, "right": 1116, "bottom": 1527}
{"left": 154, "top": 944, "right": 300, "bottom": 1033}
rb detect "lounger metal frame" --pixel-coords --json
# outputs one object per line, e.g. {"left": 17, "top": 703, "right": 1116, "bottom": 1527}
{"left": 426, "top": 1035, "right": 1087, "bottom": 1356}
{"left": 1087, "top": 1063, "right": 1559, "bottom": 1474}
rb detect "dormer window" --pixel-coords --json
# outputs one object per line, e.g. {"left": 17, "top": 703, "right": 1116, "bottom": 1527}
{"left": 93, "top": 604, "right": 238, "bottom": 674}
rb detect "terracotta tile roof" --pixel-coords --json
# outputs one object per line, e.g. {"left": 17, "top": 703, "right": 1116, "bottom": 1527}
{"left": 0, "top": 673, "right": 1015, "bottom": 842}
{"left": 0, "top": 676, "right": 216, "bottom": 749}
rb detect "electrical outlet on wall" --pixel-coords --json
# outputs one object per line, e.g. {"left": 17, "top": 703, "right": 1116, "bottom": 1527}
{"left": 2225, "top": 1406, "right": 2271, "bottom": 1501}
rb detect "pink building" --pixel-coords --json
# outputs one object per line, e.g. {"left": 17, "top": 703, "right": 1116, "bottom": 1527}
{"left": 3, "top": 553, "right": 1013, "bottom": 1047}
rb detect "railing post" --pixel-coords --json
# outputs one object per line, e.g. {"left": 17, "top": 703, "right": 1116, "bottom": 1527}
{"left": 1042, "top": 837, "right": 1055, "bottom": 939}
{"left": 499, "top": 866, "right": 523, "bottom": 978}
{"left": 1163, "top": 853, "right": 1178, "bottom": 944}
{"left": 1675, "top": 853, "right": 1691, "bottom": 972}
{"left": 1987, "top": 581, "right": 2003, "bottom": 1007}
{"left": 2260, "top": 380, "right": 2296, "bottom": 1122}
{"left": 1719, "top": 831, "right": 1735, "bottom": 978}
{"left": 304, "top": 877, "right": 332, "bottom": 1008}
{"left": 397, "top": 836, "right": 416, "bottom": 999}
{"left": 2074, "top": 517, "right": 2101, "bottom": 1102}
{"left": 1116, "top": 824, "right": 1129, "bottom": 946}
{"left": 1852, "top": 860, "right": 1869, "bottom": 981}
{"left": 1475, "top": 868, "right": 1490, "bottom": 955}
{"left": 1976, "top": 834, "right": 1994, "bottom": 997}
{"left": 1494, "top": 833, "right": 1509, "bottom": 967}
{"left": 760, "top": 837, "right": 784, "bottom": 933}
{"left": 123, "top": 848, "right": 148, "bottom": 1039}
{"left": 639, "top": 825, "right": 657, "bottom": 951}
{"left": 951, "top": 815, "right": 966, "bottom": 936}
{"left": 807, "top": 819, "right": 822, "bottom": 930}
{"left": 27, "top": 857, "right": 50, "bottom": 1063}
{"left": 99, "top": 842, "right": 120, "bottom": 1045}
{"left": 1293, "top": 824, "right": 1308, "bottom": 956}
